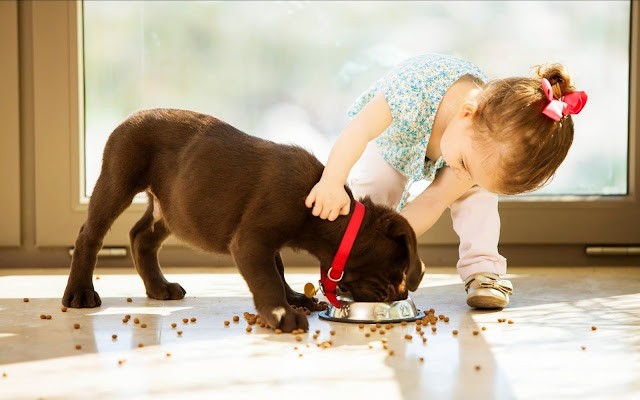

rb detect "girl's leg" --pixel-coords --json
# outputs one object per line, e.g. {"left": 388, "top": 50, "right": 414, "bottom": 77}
{"left": 348, "top": 141, "right": 408, "bottom": 208}
{"left": 449, "top": 185, "right": 507, "bottom": 280}
{"left": 450, "top": 186, "right": 512, "bottom": 309}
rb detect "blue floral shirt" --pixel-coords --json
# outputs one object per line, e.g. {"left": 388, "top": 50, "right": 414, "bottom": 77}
{"left": 348, "top": 53, "right": 488, "bottom": 209}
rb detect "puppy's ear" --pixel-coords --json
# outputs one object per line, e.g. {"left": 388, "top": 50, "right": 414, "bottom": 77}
{"left": 386, "top": 216, "right": 424, "bottom": 292}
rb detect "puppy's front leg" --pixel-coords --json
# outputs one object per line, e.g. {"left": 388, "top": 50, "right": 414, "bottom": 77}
{"left": 275, "top": 253, "right": 318, "bottom": 310}
{"left": 230, "top": 234, "right": 308, "bottom": 333}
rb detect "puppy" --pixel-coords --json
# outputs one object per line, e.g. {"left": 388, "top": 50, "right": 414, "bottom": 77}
{"left": 63, "top": 109, "right": 424, "bottom": 332}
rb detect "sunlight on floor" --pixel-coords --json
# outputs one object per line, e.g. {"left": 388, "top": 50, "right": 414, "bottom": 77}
{"left": 1, "top": 266, "right": 639, "bottom": 400}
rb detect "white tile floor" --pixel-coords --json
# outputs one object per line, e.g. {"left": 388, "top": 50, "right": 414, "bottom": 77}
{"left": 0, "top": 266, "right": 639, "bottom": 400}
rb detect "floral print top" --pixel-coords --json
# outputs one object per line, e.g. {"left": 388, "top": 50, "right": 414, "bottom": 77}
{"left": 348, "top": 53, "right": 488, "bottom": 209}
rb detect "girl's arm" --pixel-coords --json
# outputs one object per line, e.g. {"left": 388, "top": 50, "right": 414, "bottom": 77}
{"left": 305, "top": 93, "right": 392, "bottom": 221}
{"left": 401, "top": 166, "right": 474, "bottom": 236}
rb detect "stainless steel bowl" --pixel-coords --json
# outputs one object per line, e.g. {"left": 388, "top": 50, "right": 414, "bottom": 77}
{"left": 319, "top": 295, "right": 425, "bottom": 324}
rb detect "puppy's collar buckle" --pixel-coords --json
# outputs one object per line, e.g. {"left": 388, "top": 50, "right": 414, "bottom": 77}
{"left": 326, "top": 267, "right": 344, "bottom": 282}
{"left": 319, "top": 201, "right": 366, "bottom": 307}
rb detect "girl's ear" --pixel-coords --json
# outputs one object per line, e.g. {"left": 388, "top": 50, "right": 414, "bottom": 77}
{"left": 459, "top": 100, "right": 478, "bottom": 118}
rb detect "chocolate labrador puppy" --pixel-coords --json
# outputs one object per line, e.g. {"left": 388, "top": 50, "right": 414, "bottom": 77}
{"left": 63, "top": 109, "right": 424, "bottom": 332}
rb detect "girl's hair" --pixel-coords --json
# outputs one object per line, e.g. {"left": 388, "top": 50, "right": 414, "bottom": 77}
{"left": 473, "top": 63, "right": 577, "bottom": 194}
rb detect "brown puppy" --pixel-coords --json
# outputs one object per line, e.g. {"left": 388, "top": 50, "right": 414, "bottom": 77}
{"left": 63, "top": 109, "right": 424, "bottom": 332}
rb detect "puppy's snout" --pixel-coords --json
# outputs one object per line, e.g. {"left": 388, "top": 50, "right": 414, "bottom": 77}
{"left": 385, "top": 283, "right": 408, "bottom": 302}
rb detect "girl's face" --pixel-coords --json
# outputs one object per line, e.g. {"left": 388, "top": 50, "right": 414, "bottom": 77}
{"left": 440, "top": 111, "right": 502, "bottom": 193}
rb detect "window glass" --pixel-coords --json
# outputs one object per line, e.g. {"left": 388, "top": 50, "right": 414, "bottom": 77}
{"left": 83, "top": 1, "right": 630, "bottom": 198}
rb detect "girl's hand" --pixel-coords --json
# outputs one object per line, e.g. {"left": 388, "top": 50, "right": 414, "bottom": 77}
{"left": 305, "top": 180, "right": 351, "bottom": 221}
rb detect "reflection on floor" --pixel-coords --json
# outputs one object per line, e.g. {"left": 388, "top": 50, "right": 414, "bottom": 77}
{"left": 0, "top": 266, "right": 639, "bottom": 400}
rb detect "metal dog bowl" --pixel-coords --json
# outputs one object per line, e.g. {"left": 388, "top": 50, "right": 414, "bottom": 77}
{"left": 319, "top": 295, "right": 425, "bottom": 324}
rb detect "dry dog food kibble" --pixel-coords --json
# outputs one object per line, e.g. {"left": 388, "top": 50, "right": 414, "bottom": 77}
{"left": 140, "top": 323, "right": 147, "bottom": 328}
{"left": 75, "top": 344, "right": 82, "bottom": 350}
{"left": 452, "top": 330, "right": 459, "bottom": 335}
{"left": 138, "top": 343, "right": 144, "bottom": 348}
{"left": 481, "top": 326, "right": 487, "bottom": 331}
{"left": 46, "top": 315, "right": 52, "bottom": 320}
{"left": 591, "top": 326, "right": 597, "bottom": 331}
{"left": 166, "top": 353, "right": 171, "bottom": 357}
{"left": 133, "top": 318, "right": 140, "bottom": 324}
{"left": 431, "top": 327, "right": 437, "bottom": 333}
{"left": 190, "top": 317, "right": 197, "bottom": 323}
{"left": 73, "top": 323, "right": 80, "bottom": 329}
{"left": 246, "top": 326, "right": 252, "bottom": 333}
{"left": 126, "top": 298, "right": 132, "bottom": 303}
{"left": 23, "top": 298, "right": 29, "bottom": 302}
{"left": 112, "top": 334, "right": 117, "bottom": 340}
{"left": 274, "top": 329, "right": 282, "bottom": 334}
{"left": 508, "top": 320, "right": 514, "bottom": 324}
{"left": 61, "top": 307, "right": 68, "bottom": 312}
{"left": 233, "top": 315, "right": 240, "bottom": 322}
{"left": 182, "top": 318, "right": 188, "bottom": 324}
{"left": 40, "top": 314, "right": 46, "bottom": 319}
{"left": 330, "top": 330, "right": 336, "bottom": 336}
{"left": 224, "top": 321, "right": 230, "bottom": 326}
{"left": 473, "top": 330, "right": 479, "bottom": 336}
{"left": 171, "top": 323, "right": 177, "bottom": 328}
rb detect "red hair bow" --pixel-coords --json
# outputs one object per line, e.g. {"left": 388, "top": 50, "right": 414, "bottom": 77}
{"left": 540, "top": 78, "right": 588, "bottom": 121}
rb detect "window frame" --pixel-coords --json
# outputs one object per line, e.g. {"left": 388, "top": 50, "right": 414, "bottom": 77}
{"left": 31, "top": 0, "right": 640, "bottom": 249}
{"left": 0, "top": 0, "right": 21, "bottom": 247}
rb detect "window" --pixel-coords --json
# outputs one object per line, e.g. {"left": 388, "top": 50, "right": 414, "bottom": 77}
{"left": 82, "top": 1, "right": 630, "bottom": 198}
{"left": 30, "top": 1, "right": 639, "bottom": 250}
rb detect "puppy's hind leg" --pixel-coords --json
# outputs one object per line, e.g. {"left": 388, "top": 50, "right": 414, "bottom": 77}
{"left": 129, "top": 194, "right": 186, "bottom": 300}
{"left": 63, "top": 174, "right": 138, "bottom": 308}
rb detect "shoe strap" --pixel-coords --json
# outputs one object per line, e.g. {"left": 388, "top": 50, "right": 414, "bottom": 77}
{"left": 464, "top": 273, "right": 513, "bottom": 296}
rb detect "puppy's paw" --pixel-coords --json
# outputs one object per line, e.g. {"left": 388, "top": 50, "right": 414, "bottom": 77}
{"left": 146, "top": 282, "right": 186, "bottom": 301}
{"left": 257, "top": 305, "right": 309, "bottom": 333}
{"left": 62, "top": 286, "right": 102, "bottom": 308}
{"left": 286, "top": 290, "right": 318, "bottom": 311}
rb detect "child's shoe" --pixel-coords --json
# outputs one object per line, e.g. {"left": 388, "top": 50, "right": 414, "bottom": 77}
{"left": 464, "top": 272, "right": 513, "bottom": 309}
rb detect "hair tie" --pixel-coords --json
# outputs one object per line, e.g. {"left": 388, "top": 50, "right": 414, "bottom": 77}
{"left": 540, "top": 78, "right": 588, "bottom": 121}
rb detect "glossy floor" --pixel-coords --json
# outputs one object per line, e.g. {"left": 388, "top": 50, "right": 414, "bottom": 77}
{"left": 0, "top": 266, "right": 639, "bottom": 400}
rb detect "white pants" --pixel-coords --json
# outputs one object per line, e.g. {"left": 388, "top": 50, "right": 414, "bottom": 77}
{"left": 348, "top": 142, "right": 507, "bottom": 281}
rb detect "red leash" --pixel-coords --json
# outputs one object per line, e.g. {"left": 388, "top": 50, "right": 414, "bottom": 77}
{"left": 320, "top": 201, "right": 366, "bottom": 307}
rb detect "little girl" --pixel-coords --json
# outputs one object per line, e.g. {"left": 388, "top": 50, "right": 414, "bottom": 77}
{"left": 305, "top": 53, "right": 587, "bottom": 309}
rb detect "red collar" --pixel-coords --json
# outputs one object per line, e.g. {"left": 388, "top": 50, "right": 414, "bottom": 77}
{"left": 320, "top": 201, "right": 366, "bottom": 307}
